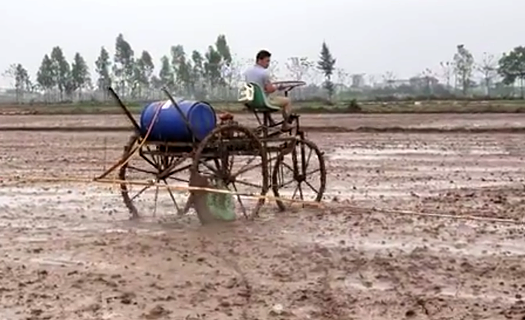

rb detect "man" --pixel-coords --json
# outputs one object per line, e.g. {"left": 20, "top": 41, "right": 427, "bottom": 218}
{"left": 243, "top": 50, "right": 292, "bottom": 130}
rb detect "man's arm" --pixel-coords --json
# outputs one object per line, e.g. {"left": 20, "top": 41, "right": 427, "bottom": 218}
{"left": 263, "top": 70, "right": 279, "bottom": 94}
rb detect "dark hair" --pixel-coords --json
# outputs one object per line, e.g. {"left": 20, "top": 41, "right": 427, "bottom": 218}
{"left": 256, "top": 50, "right": 271, "bottom": 61}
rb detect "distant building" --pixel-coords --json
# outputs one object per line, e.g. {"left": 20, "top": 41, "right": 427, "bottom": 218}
{"left": 351, "top": 74, "right": 365, "bottom": 88}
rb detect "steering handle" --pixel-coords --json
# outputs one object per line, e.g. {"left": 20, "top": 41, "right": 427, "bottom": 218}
{"left": 274, "top": 80, "right": 306, "bottom": 92}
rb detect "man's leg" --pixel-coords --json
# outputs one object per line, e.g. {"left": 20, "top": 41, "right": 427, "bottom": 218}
{"left": 269, "top": 96, "right": 292, "bottom": 130}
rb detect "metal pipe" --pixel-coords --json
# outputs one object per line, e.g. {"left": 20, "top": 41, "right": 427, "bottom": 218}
{"left": 107, "top": 87, "right": 141, "bottom": 133}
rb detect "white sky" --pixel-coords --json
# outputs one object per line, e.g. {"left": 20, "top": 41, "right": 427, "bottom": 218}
{"left": 1, "top": 0, "right": 524, "bottom": 87}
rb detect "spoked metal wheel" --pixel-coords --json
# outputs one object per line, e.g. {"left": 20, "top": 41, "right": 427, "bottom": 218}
{"left": 272, "top": 138, "right": 326, "bottom": 211}
{"left": 119, "top": 133, "right": 192, "bottom": 219}
{"left": 191, "top": 124, "right": 269, "bottom": 219}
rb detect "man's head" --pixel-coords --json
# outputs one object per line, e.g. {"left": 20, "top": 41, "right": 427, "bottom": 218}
{"left": 256, "top": 50, "right": 271, "bottom": 69}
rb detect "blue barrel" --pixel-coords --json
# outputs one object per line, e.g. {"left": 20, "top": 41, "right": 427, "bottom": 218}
{"left": 140, "top": 100, "right": 217, "bottom": 142}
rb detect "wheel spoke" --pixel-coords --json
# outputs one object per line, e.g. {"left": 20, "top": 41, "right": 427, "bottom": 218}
{"left": 232, "top": 182, "right": 248, "bottom": 218}
{"left": 153, "top": 184, "right": 159, "bottom": 217}
{"left": 305, "top": 168, "right": 321, "bottom": 176}
{"left": 166, "top": 176, "right": 190, "bottom": 183}
{"left": 304, "top": 180, "right": 319, "bottom": 194}
{"left": 304, "top": 148, "right": 314, "bottom": 172}
{"left": 291, "top": 184, "right": 299, "bottom": 200}
{"left": 232, "top": 159, "right": 263, "bottom": 178}
{"left": 130, "top": 184, "right": 152, "bottom": 201}
{"left": 235, "top": 179, "right": 263, "bottom": 189}
{"left": 276, "top": 178, "right": 296, "bottom": 189}
{"left": 162, "top": 179, "right": 181, "bottom": 212}
{"left": 127, "top": 165, "right": 157, "bottom": 175}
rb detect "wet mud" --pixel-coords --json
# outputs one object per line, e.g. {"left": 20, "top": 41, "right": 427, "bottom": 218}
{"left": 0, "top": 114, "right": 525, "bottom": 319}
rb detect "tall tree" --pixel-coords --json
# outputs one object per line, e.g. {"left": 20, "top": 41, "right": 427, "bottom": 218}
{"left": 476, "top": 52, "right": 498, "bottom": 96}
{"left": 191, "top": 50, "right": 205, "bottom": 98}
{"left": 453, "top": 44, "right": 474, "bottom": 95}
{"left": 215, "top": 35, "right": 233, "bottom": 95}
{"left": 36, "top": 54, "right": 56, "bottom": 102}
{"left": 71, "top": 52, "right": 91, "bottom": 98}
{"left": 215, "top": 35, "right": 232, "bottom": 67}
{"left": 36, "top": 55, "right": 55, "bottom": 91}
{"left": 159, "top": 55, "right": 175, "bottom": 91}
{"left": 113, "top": 33, "right": 135, "bottom": 96}
{"left": 286, "top": 57, "right": 313, "bottom": 81}
{"left": 50, "top": 46, "right": 72, "bottom": 100}
{"left": 204, "top": 46, "right": 222, "bottom": 97}
{"left": 286, "top": 57, "right": 313, "bottom": 99}
{"left": 171, "top": 45, "right": 191, "bottom": 95}
{"left": 498, "top": 46, "right": 525, "bottom": 98}
{"left": 150, "top": 76, "right": 163, "bottom": 90}
{"left": 95, "top": 46, "right": 112, "bottom": 95}
{"left": 317, "top": 41, "right": 336, "bottom": 100}
{"left": 133, "top": 50, "right": 154, "bottom": 98}
{"left": 439, "top": 61, "right": 453, "bottom": 90}
{"left": 2, "top": 64, "right": 32, "bottom": 103}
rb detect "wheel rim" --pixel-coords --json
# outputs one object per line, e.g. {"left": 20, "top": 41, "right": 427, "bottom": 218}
{"left": 119, "top": 134, "right": 192, "bottom": 219}
{"left": 191, "top": 124, "right": 269, "bottom": 219}
{"left": 272, "top": 138, "right": 326, "bottom": 211}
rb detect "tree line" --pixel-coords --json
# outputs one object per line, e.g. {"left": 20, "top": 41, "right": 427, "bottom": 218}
{"left": 3, "top": 35, "right": 525, "bottom": 104}
{"left": 2, "top": 33, "right": 337, "bottom": 103}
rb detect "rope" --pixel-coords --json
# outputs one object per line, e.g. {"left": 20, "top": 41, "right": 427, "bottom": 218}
{"left": 7, "top": 175, "right": 524, "bottom": 225}
{"left": 16, "top": 175, "right": 325, "bottom": 207}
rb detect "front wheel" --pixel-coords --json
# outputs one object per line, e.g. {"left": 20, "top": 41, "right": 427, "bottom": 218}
{"left": 272, "top": 138, "right": 326, "bottom": 211}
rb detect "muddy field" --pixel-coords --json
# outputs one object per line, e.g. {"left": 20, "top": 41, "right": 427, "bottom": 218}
{"left": 1, "top": 113, "right": 525, "bottom": 320}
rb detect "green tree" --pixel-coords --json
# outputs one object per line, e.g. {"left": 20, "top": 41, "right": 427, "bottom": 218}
{"left": 170, "top": 45, "right": 192, "bottom": 95}
{"left": 71, "top": 52, "right": 91, "bottom": 99}
{"left": 2, "top": 63, "right": 32, "bottom": 103}
{"left": 204, "top": 46, "right": 222, "bottom": 97}
{"left": 317, "top": 41, "right": 336, "bottom": 100}
{"left": 36, "top": 54, "right": 56, "bottom": 102}
{"left": 113, "top": 33, "right": 135, "bottom": 96}
{"left": 50, "top": 46, "right": 72, "bottom": 100}
{"left": 191, "top": 50, "right": 205, "bottom": 98}
{"left": 133, "top": 50, "right": 155, "bottom": 98}
{"left": 95, "top": 46, "right": 112, "bottom": 96}
{"left": 215, "top": 35, "right": 232, "bottom": 67}
{"left": 453, "top": 44, "right": 474, "bottom": 95}
{"left": 159, "top": 55, "right": 175, "bottom": 91}
{"left": 150, "top": 75, "right": 163, "bottom": 90}
{"left": 498, "top": 46, "right": 525, "bottom": 98}
{"left": 36, "top": 54, "right": 55, "bottom": 91}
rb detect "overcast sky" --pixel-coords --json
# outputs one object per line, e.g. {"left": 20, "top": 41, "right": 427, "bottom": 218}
{"left": 1, "top": 0, "right": 524, "bottom": 87}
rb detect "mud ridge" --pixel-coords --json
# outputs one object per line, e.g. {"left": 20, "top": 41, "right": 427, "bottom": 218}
{"left": 2, "top": 125, "right": 525, "bottom": 133}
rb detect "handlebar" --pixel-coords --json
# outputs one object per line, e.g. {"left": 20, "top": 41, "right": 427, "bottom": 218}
{"left": 273, "top": 80, "right": 306, "bottom": 92}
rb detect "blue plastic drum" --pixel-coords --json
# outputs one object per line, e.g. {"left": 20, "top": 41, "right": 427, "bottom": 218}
{"left": 140, "top": 100, "right": 217, "bottom": 142}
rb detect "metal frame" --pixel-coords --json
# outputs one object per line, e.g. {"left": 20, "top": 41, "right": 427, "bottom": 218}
{"left": 103, "top": 85, "right": 327, "bottom": 220}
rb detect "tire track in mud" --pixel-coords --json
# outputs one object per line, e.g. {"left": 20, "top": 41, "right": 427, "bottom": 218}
{"left": 2, "top": 125, "right": 525, "bottom": 133}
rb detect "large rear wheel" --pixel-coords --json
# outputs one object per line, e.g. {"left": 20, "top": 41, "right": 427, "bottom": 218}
{"left": 190, "top": 124, "right": 269, "bottom": 220}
